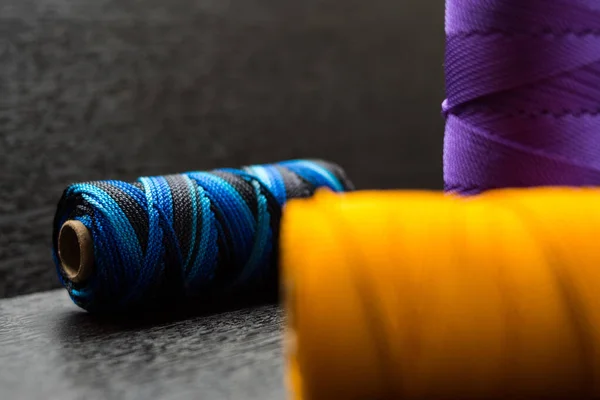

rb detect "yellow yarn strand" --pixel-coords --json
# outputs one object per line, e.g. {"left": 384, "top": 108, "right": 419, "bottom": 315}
{"left": 281, "top": 188, "right": 600, "bottom": 400}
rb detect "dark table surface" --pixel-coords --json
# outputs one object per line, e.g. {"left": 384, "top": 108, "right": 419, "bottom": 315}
{"left": 0, "top": 290, "right": 284, "bottom": 400}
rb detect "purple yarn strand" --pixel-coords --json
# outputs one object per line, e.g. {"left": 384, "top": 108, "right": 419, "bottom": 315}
{"left": 443, "top": 0, "right": 600, "bottom": 193}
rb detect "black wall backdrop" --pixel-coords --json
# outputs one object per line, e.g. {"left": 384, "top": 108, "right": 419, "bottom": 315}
{"left": 0, "top": 0, "right": 445, "bottom": 297}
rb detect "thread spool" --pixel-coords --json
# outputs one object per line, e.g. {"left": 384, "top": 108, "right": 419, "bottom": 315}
{"left": 52, "top": 159, "right": 352, "bottom": 312}
{"left": 282, "top": 188, "right": 600, "bottom": 399}
{"left": 57, "top": 220, "right": 94, "bottom": 283}
{"left": 443, "top": 0, "right": 600, "bottom": 193}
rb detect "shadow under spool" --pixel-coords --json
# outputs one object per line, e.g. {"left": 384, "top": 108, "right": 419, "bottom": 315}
{"left": 58, "top": 220, "right": 94, "bottom": 283}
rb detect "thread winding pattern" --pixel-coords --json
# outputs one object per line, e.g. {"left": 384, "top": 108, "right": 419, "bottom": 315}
{"left": 443, "top": 0, "right": 600, "bottom": 193}
{"left": 52, "top": 159, "right": 352, "bottom": 312}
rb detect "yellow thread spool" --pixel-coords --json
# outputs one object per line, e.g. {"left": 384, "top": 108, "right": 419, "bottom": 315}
{"left": 281, "top": 188, "right": 600, "bottom": 399}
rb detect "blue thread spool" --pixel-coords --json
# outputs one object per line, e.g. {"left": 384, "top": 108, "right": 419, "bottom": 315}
{"left": 53, "top": 159, "right": 353, "bottom": 313}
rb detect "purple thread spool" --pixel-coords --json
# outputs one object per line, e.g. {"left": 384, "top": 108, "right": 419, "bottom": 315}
{"left": 443, "top": 0, "right": 600, "bottom": 194}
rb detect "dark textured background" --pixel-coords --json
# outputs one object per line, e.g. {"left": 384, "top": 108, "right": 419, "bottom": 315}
{"left": 0, "top": 0, "right": 445, "bottom": 298}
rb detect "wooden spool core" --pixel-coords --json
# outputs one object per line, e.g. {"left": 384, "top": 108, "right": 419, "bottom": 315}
{"left": 58, "top": 220, "right": 94, "bottom": 283}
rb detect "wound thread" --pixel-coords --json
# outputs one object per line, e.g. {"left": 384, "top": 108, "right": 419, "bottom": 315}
{"left": 443, "top": 0, "right": 600, "bottom": 193}
{"left": 282, "top": 188, "right": 600, "bottom": 400}
{"left": 52, "top": 159, "right": 352, "bottom": 313}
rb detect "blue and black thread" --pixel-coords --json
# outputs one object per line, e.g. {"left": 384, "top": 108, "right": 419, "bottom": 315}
{"left": 52, "top": 159, "right": 352, "bottom": 313}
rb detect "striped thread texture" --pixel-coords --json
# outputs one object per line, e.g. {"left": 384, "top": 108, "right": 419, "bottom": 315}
{"left": 52, "top": 159, "right": 352, "bottom": 312}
